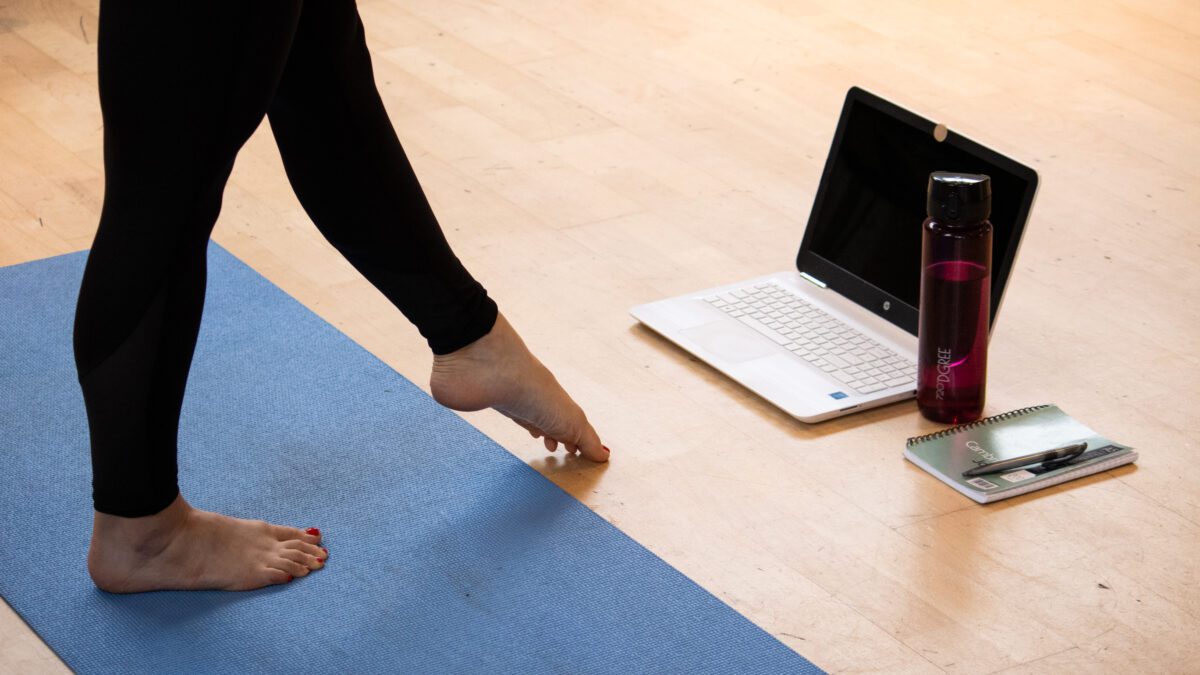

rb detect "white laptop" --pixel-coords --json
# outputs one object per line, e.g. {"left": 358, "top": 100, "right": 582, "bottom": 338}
{"left": 631, "top": 87, "right": 1039, "bottom": 422}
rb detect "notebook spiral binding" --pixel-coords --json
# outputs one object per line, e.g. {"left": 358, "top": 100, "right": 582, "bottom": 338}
{"left": 905, "top": 404, "right": 1051, "bottom": 446}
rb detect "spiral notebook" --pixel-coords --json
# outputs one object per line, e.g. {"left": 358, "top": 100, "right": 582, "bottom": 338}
{"left": 904, "top": 404, "right": 1137, "bottom": 503}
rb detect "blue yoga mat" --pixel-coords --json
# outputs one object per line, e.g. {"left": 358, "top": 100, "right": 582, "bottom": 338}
{"left": 0, "top": 245, "right": 820, "bottom": 674}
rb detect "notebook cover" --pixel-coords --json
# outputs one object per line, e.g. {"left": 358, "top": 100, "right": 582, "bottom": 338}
{"left": 903, "top": 405, "right": 1137, "bottom": 503}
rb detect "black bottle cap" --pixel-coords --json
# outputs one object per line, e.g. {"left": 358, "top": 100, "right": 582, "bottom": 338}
{"left": 927, "top": 172, "right": 991, "bottom": 224}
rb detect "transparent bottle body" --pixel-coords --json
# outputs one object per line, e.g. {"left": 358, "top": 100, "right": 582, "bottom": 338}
{"left": 916, "top": 217, "right": 992, "bottom": 424}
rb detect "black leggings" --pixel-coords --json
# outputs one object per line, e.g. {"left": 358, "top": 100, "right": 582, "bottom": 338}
{"left": 74, "top": 0, "right": 498, "bottom": 518}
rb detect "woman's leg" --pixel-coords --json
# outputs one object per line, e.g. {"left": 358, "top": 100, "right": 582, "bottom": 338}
{"left": 76, "top": 0, "right": 325, "bottom": 592}
{"left": 267, "top": 1, "right": 609, "bottom": 460}
{"left": 266, "top": 1, "right": 496, "bottom": 355}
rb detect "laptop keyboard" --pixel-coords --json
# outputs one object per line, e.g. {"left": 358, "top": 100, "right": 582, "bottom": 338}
{"left": 703, "top": 282, "right": 916, "bottom": 395}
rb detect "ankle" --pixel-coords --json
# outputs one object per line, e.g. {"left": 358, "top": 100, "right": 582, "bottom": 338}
{"left": 92, "top": 493, "right": 191, "bottom": 556}
{"left": 439, "top": 314, "right": 520, "bottom": 359}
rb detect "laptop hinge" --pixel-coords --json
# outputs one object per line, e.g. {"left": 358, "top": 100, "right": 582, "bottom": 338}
{"left": 799, "top": 271, "right": 827, "bottom": 288}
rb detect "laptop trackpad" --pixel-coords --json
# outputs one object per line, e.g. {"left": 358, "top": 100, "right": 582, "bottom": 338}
{"left": 679, "top": 321, "right": 776, "bottom": 363}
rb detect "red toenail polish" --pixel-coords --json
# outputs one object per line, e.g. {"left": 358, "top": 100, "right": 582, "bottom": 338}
{"left": 286, "top": 575, "right": 294, "bottom": 582}
{"left": 322, "top": 547, "right": 329, "bottom": 555}
{"left": 603, "top": 445, "right": 611, "bottom": 453}
{"left": 316, "top": 558, "right": 325, "bottom": 564}
{"left": 306, "top": 528, "right": 320, "bottom": 536}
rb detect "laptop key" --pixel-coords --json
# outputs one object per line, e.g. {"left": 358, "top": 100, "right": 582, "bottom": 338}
{"left": 824, "top": 354, "right": 850, "bottom": 368}
{"left": 707, "top": 283, "right": 914, "bottom": 396}
{"left": 735, "top": 315, "right": 791, "bottom": 345}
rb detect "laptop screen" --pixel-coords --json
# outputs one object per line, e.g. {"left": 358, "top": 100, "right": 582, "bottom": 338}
{"left": 797, "top": 88, "right": 1037, "bottom": 335}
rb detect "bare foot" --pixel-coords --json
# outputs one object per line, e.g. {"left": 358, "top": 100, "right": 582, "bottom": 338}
{"left": 430, "top": 312, "right": 609, "bottom": 463}
{"left": 88, "top": 493, "right": 328, "bottom": 593}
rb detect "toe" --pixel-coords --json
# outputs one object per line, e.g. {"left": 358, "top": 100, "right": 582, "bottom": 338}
{"left": 263, "top": 567, "right": 295, "bottom": 586}
{"left": 283, "top": 540, "right": 327, "bottom": 560}
{"left": 572, "top": 423, "right": 609, "bottom": 463}
{"left": 534, "top": 402, "right": 606, "bottom": 462}
{"left": 281, "top": 547, "right": 324, "bottom": 570}
{"left": 272, "top": 525, "right": 321, "bottom": 545}
{"left": 543, "top": 436, "right": 558, "bottom": 452}
{"left": 269, "top": 556, "right": 310, "bottom": 578}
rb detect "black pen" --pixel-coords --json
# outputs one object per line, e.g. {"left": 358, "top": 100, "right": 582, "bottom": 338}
{"left": 962, "top": 442, "right": 1088, "bottom": 477}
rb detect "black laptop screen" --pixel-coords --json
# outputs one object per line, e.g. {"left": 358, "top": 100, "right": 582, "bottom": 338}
{"left": 802, "top": 93, "right": 1032, "bottom": 325}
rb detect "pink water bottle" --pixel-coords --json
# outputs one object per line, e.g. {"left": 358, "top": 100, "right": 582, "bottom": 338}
{"left": 917, "top": 172, "right": 992, "bottom": 424}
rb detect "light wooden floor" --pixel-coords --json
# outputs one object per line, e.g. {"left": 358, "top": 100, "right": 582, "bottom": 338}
{"left": 2, "top": 0, "right": 1198, "bottom": 672}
